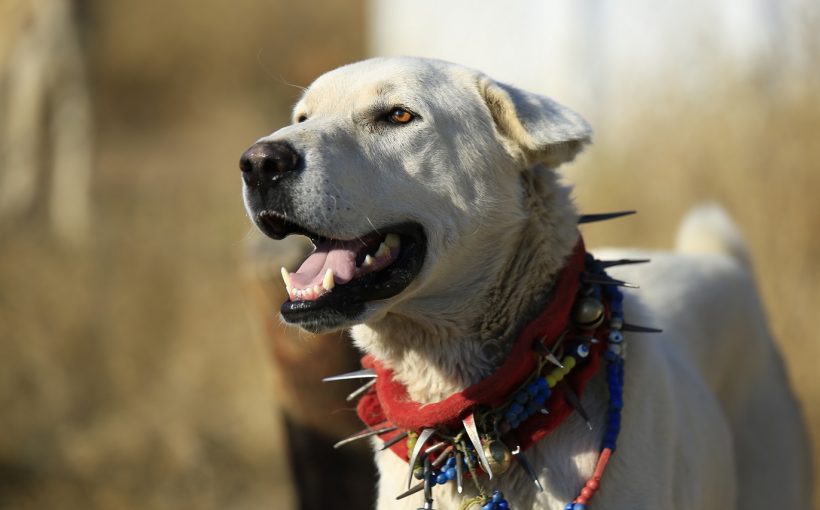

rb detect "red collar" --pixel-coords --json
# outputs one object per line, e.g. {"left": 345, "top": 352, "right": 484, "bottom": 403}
{"left": 357, "top": 239, "right": 604, "bottom": 461}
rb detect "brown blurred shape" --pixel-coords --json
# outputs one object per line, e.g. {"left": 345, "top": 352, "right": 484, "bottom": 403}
{"left": 242, "top": 234, "right": 375, "bottom": 509}
{"left": 0, "top": 0, "right": 93, "bottom": 244}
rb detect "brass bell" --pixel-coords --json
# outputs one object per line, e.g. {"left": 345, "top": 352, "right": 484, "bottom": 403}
{"left": 574, "top": 297, "right": 605, "bottom": 329}
{"left": 482, "top": 440, "right": 512, "bottom": 475}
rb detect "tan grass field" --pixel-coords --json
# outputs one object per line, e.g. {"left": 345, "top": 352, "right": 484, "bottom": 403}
{"left": 0, "top": 1, "right": 818, "bottom": 508}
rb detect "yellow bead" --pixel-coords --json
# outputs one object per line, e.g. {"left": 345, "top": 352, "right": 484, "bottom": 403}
{"left": 546, "top": 374, "right": 557, "bottom": 388}
{"left": 563, "top": 356, "right": 577, "bottom": 370}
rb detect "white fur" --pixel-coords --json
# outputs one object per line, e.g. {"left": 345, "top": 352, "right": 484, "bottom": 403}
{"left": 244, "top": 57, "right": 811, "bottom": 509}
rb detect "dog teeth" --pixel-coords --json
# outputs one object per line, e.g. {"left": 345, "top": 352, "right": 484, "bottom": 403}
{"left": 281, "top": 267, "right": 291, "bottom": 288}
{"left": 375, "top": 242, "right": 390, "bottom": 259}
{"left": 363, "top": 254, "right": 375, "bottom": 267}
{"left": 385, "top": 233, "right": 400, "bottom": 249}
{"left": 322, "top": 268, "right": 335, "bottom": 290}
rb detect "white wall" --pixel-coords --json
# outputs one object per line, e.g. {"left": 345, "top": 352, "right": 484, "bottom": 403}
{"left": 368, "top": 0, "right": 810, "bottom": 129}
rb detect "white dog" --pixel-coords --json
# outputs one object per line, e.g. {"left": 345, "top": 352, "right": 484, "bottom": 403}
{"left": 240, "top": 57, "right": 811, "bottom": 509}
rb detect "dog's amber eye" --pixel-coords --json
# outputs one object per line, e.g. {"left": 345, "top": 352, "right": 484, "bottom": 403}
{"left": 388, "top": 108, "right": 414, "bottom": 124}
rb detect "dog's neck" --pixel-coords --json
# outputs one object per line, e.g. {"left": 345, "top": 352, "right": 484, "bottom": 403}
{"left": 352, "top": 168, "right": 579, "bottom": 403}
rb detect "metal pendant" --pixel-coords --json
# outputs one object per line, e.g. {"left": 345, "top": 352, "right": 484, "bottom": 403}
{"left": 482, "top": 440, "right": 512, "bottom": 475}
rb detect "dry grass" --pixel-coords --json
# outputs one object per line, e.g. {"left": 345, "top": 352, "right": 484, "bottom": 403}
{"left": 1, "top": 1, "right": 818, "bottom": 508}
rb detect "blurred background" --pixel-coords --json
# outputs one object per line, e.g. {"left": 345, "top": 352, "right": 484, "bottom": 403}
{"left": 0, "top": 0, "right": 817, "bottom": 508}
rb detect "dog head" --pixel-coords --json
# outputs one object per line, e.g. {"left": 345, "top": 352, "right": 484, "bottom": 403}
{"left": 241, "top": 57, "right": 590, "bottom": 334}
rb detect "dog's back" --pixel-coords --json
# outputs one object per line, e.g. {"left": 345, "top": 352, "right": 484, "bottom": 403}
{"left": 597, "top": 205, "right": 812, "bottom": 508}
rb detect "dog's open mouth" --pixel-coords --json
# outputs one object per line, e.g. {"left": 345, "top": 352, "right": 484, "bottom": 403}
{"left": 256, "top": 211, "right": 426, "bottom": 329}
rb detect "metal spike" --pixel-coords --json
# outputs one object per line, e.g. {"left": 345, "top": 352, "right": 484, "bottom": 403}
{"left": 532, "top": 339, "right": 564, "bottom": 368}
{"left": 577, "top": 211, "right": 636, "bottom": 224}
{"left": 463, "top": 413, "right": 493, "bottom": 479}
{"left": 333, "top": 425, "right": 397, "bottom": 449}
{"left": 562, "top": 384, "right": 593, "bottom": 431}
{"left": 422, "top": 457, "right": 434, "bottom": 504}
{"left": 582, "top": 273, "right": 640, "bottom": 288}
{"left": 509, "top": 445, "right": 544, "bottom": 492}
{"left": 621, "top": 322, "right": 663, "bottom": 333}
{"left": 380, "top": 431, "right": 409, "bottom": 451}
{"left": 431, "top": 446, "right": 454, "bottom": 468}
{"left": 346, "top": 379, "right": 376, "bottom": 401}
{"left": 322, "top": 368, "right": 376, "bottom": 382}
{"left": 407, "top": 428, "right": 435, "bottom": 488}
{"left": 600, "top": 258, "right": 651, "bottom": 268}
{"left": 455, "top": 450, "right": 464, "bottom": 494}
{"left": 395, "top": 481, "right": 424, "bottom": 500}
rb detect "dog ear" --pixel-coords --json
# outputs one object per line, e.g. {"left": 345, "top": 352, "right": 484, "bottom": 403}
{"left": 479, "top": 77, "right": 592, "bottom": 168}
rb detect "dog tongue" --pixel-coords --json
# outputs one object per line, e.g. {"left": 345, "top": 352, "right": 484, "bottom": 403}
{"left": 289, "top": 240, "right": 361, "bottom": 289}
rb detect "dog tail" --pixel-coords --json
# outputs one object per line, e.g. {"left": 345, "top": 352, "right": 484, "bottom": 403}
{"left": 675, "top": 203, "right": 750, "bottom": 266}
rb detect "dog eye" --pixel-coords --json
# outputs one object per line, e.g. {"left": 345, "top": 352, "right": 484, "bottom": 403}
{"left": 296, "top": 114, "right": 308, "bottom": 123}
{"left": 388, "top": 108, "right": 414, "bottom": 124}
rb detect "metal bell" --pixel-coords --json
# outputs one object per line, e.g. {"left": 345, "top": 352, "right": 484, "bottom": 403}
{"left": 482, "top": 440, "right": 513, "bottom": 475}
{"left": 574, "top": 297, "right": 605, "bottom": 329}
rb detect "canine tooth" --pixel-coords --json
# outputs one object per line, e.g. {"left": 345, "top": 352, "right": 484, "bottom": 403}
{"left": 322, "top": 269, "right": 335, "bottom": 290}
{"left": 375, "top": 242, "right": 390, "bottom": 258}
{"left": 363, "top": 254, "right": 375, "bottom": 267}
{"left": 385, "top": 233, "right": 400, "bottom": 249}
{"left": 280, "top": 267, "right": 291, "bottom": 288}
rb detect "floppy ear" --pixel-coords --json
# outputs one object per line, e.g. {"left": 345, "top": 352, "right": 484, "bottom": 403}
{"left": 479, "top": 77, "right": 592, "bottom": 168}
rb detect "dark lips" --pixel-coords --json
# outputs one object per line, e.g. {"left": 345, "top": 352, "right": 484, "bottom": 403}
{"left": 253, "top": 211, "right": 427, "bottom": 333}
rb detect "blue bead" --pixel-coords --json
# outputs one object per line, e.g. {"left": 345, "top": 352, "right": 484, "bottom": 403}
{"left": 537, "top": 377, "right": 548, "bottom": 388}
{"left": 527, "top": 382, "right": 540, "bottom": 396}
{"left": 564, "top": 504, "right": 575, "bottom": 510}
{"left": 534, "top": 394, "right": 547, "bottom": 406}
{"left": 492, "top": 490, "right": 504, "bottom": 502}
{"left": 603, "top": 350, "right": 617, "bottom": 361}
{"left": 436, "top": 472, "right": 448, "bottom": 485}
{"left": 516, "top": 392, "right": 529, "bottom": 404}
{"left": 572, "top": 503, "right": 587, "bottom": 510}
{"left": 445, "top": 467, "right": 456, "bottom": 480}
{"left": 482, "top": 503, "right": 494, "bottom": 510}
{"left": 510, "top": 402, "right": 524, "bottom": 414}
{"left": 498, "top": 502, "right": 509, "bottom": 510}
{"left": 505, "top": 411, "right": 518, "bottom": 423}
{"left": 446, "top": 456, "right": 457, "bottom": 468}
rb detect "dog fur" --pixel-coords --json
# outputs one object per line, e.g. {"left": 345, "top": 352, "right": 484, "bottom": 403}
{"left": 242, "top": 57, "right": 811, "bottom": 509}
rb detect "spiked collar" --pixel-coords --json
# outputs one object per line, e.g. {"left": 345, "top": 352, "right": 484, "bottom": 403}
{"left": 356, "top": 239, "right": 599, "bottom": 456}
{"left": 325, "top": 214, "right": 655, "bottom": 509}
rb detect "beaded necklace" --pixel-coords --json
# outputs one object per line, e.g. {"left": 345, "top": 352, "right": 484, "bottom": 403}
{"left": 325, "top": 215, "right": 659, "bottom": 510}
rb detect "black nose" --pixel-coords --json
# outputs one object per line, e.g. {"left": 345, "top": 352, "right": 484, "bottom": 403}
{"left": 239, "top": 141, "right": 301, "bottom": 186}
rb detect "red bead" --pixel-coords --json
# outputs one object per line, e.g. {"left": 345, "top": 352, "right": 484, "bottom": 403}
{"left": 585, "top": 479, "right": 600, "bottom": 491}
{"left": 580, "top": 487, "right": 594, "bottom": 499}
